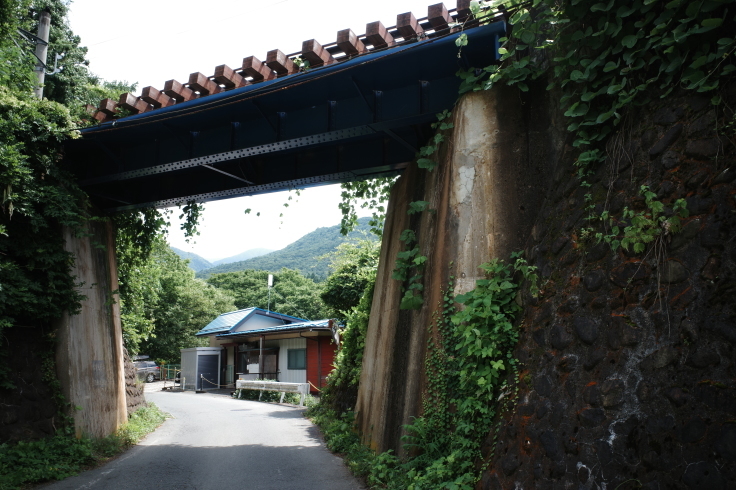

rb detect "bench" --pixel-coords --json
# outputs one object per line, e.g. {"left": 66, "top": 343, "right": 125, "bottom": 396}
{"left": 235, "top": 380, "right": 310, "bottom": 406}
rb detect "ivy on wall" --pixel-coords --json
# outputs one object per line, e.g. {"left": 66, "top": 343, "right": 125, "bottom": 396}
{"left": 319, "top": 0, "right": 735, "bottom": 487}
{"left": 0, "top": 0, "right": 206, "bottom": 402}
{"left": 311, "top": 255, "right": 537, "bottom": 489}
{"left": 0, "top": 88, "right": 87, "bottom": 347}
{"left": 392, "top": 110, "right": 453, "bottom": 310}
{"left": 461, "top": 0, "right": 734, "bottom": 175}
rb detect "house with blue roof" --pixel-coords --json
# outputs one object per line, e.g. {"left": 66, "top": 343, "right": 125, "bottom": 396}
{"left": 193, "top": 307, "right": 339, "bottom": 393}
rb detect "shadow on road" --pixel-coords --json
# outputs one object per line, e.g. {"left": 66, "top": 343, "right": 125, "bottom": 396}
{"left": 41, "top": 443, "right": 364, "bottom": 489}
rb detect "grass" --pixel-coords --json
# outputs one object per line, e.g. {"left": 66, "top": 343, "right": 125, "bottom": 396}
{"left": 0, "top": 403, "right": 168, "bottom": 490}
{"left": 306, "top": 404, "right": 390, "bottom": 488}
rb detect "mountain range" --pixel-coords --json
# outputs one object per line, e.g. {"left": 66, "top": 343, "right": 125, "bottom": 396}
{"left": 170, "top": 248, "right": 214, "bottom": 272}
{"left": 171, "top": 247, "right": 274, "bottom": 272}
{"left": 211, "top": 248, "right": 274, "bottom": 266}
{"left": 191, "top": 217, "right": 375, "bottom": 281}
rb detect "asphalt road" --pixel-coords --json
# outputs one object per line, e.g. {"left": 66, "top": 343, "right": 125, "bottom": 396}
{"left": 41, "top": 382, "right": 364, "bottom": 490}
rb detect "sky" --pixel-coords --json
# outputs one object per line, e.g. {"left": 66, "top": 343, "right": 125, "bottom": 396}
{"left": 67, "top": 0, "right": 435, "bottom": 262}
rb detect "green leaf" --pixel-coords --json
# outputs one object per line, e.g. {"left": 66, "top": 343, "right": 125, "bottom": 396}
{"left": 621, "top": 35, "right": 637, "bottom": 48}
{"left": 581, "top": 91, "right": 598, "bottom": 102}
{"left": 569, "top": 70, "right": 585, "bottom": 81}
{"left": 701, "top": 18, "right": 723, "bottom": 28}
{"left": 617, "top": 5, "right": 636, "bottom": 17}
{"left": 400, "top": 229, "right": 416, "bottom": 242}
{"left": 590, "top": 2, "right": 612, "bottom": 12}
{"left": 596, "top": 110, "right": 615, "bottom": 123}
{"left": 417, "top": 158, "right": 436, "bottom": 170}
{"left": 690, "top": 56, "right": 708, "bottom": 69}
{"left": 520, "top": 31, "right": 536, "bottom": 44}
{"left": 564, "top": 102, "right": 590, "bottom": 117}
{"left": 400, "top": 291, "right": 423, "bottom": 310}
{"left": 686, "top": 2, "right": 701, "bottom": 18}
{"left": 408, "top": 201, "right": 430, "bottom": 215}
{"left": 603, "top": 60, "right": 619, "bottom": 72}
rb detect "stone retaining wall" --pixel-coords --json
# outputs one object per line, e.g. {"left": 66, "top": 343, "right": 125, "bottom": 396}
{"left": 124, "top": 348, "right": 145, "bottom": 416}
{"left": 0, "top": 327, "right": 59, "bottom": 443}
{"left": 355, "top": 79, "right": 734, "bottom": 487}
{"left": 481, "top": 87, "right": 735, "bottom": 489}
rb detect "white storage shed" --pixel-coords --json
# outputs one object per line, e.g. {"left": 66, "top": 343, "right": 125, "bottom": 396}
{"left": 180, "top": 347, "right": 223, "bottom": 391}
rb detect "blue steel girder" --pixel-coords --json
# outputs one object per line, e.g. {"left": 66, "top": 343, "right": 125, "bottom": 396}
{"left": 63, "top": 21, "right": 505, "bottom": 212}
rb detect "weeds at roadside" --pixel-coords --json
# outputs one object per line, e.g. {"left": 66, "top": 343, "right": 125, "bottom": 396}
{"left": 0, "top": 403, "right": 168, "bottom": 490}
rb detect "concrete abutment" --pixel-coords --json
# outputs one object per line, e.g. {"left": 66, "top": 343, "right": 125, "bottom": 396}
{"left": 355, "top": 86, "right": 560, "bottom": 456}
{"left": 54, "top": 219, "right": 128, "bottom": 438}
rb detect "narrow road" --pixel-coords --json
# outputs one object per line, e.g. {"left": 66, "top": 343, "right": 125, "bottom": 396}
{"left": 41, "top": 383, "right": 364, "bottom": 490}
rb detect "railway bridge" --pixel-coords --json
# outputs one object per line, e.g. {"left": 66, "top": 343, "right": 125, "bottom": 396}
{"left": 58, "top": 1, "right": 508, "bottom": 439}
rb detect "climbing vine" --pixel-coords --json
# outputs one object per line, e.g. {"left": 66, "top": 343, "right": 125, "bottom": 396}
{"left": 0, "top": 86, "right": 88, "bottom": 354}
{"left": 582, "top": 184, "right": 690, "bottom": 253}
{"left": 339, "top": 177, "right": 395, "bottom": 237}
{"left": 392, "top": 110, "right": 454, "bottom": 310}
{"left": 393, "top": 254, "right": 536, "bottom": 489}
{"left": 317, "top": 1, "right": 736, "bottom": 487}
{"left": 311, "top": 254, "right": 537, "bottom": 489}
{"left": 459, "top": 0, "right": 735, "bottom": 176}
{"left": 388, "top": 0, "right": 735, "bottom": 311}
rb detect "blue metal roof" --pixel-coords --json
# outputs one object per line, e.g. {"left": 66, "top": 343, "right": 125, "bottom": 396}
{"left": 64, "top": 20, "right": 506, "bottom": 212}
{"left": 215, "top": 319, "right": 338, "bottom": 338}
{"left": 195, "top": 308, "right": 308, "bottom": 337}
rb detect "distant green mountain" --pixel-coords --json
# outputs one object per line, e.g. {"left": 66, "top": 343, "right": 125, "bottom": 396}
{"left": 170, "top": 247, "right": 213, "bottom": 272}
{"left": 196, "top": 218, "right": 375, "bottom": 281}
{"left": 211, "top": 248, "right": 274, "bottom": 266}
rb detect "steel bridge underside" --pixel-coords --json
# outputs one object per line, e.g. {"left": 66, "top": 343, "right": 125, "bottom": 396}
{"left": 64, "top": 23, "right": 504, "bottom": 213}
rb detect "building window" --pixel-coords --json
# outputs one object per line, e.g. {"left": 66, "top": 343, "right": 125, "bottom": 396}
{"left": 287, "top": 349, "right": 306, "bottom": 370}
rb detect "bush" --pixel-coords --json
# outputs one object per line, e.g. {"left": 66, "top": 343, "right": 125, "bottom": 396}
{"left": 0, "top": 403, "right": 168, "bottom": 489}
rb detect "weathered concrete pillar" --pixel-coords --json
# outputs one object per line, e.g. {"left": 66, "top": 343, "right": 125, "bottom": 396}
{"left": 55, "top": 219, "right": 127, "bottom": 438}
{"left": 355, "top": 86, "right": 555, "bottom": 455}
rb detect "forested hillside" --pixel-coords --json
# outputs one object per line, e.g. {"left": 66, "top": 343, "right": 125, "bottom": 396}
{"left": 170, "top": 247, "right": 213, "bottom": 272}
{"left": 196, "top": 217, "right": 374, "bottom": 280}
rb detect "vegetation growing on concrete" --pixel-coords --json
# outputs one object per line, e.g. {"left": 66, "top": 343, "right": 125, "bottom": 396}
{"left": 461, "top": 0, "right": 734, "bottom": 174}
{"left": 310, "top": 255, "right": 537, "bottom": 488}
{"left": 0, "top": 0, "right": 203, "bottom": 439}
{"left": 322, "top": 0, "right": 734, "bottom": 487}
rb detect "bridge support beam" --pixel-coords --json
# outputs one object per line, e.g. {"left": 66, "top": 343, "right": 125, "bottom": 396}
{"left": 355, "top": 86, "right": 558, "bottom": 455}
{"left": 54, "top": 219, "right": 127, "bottom": 439}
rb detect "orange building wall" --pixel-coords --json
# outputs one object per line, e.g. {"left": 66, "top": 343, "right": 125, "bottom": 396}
{"left": 306, "top": 337, "right": 337, "bottom": 394}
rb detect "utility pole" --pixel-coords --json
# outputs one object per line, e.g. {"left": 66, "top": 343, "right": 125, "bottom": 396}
{"left": 267, "top": 274, "right": 273, "bottom": 312}
{"left": 33, "top": 10, "right": 51, "bottom": 99}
